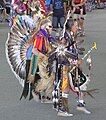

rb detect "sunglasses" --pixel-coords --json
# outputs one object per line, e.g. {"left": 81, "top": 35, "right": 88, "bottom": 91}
{"left": 49, "top": 25, "right": 52, "bottom": 28}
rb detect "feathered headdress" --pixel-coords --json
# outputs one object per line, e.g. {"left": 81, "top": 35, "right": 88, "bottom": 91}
{"left": 6, "top": 0, "right": 52, "bottom": 87}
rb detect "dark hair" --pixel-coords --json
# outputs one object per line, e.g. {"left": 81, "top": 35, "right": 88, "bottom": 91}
{"left": 65, "top": 18, "right": 74, "bottom": 30}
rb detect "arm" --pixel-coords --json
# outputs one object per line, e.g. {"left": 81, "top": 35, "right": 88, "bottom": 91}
{"left": 72, "top": 0, "right": 76, "bottom": 7}
{"left": 50, "top": 4, "right": 53, "bottom": 11}
{"left": 72, "top": 0, "right": 86, "bottom": 7}
{"left": 3, "top": 0, "right": 11, "bottom": 5}
{"left": 75, "top": 0, "right": 87, "bottom": 7}
{"left": 63, "top": 1, "right": 67, "bottom": 12}
{"left": 50, "top": 0, "right": 53, "bottom": 11}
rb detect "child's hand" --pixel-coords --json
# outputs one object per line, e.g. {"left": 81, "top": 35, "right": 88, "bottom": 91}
{"left": 5, "top": 2, "right": 10, "bottom": 5}
{"left": 75, "top": 6, "right": 80, "bottom": 9}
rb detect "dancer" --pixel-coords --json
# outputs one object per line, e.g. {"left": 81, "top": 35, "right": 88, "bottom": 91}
{"left": 47, "top": 18, "right": 91, "bottom": 116}
{"left": 20, "top": 17, "right": 57, "bottom": 102}
{"left": 65, "top": 18, "right": 91, "bottom": 114}
{"left": 47, "top": 18, "right": 77, "bottom": 116}
{"left": 6, "top": 0, "right": 97, "bottom": 117}
{"left": 6, "top": 0, "right": 55, "bottom": 102}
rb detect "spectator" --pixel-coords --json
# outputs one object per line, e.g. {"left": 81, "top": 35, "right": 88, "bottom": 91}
{"left": 0, "top": 0, "right": 5, "bottom": 22}
{"left": 5, "top": 0, "right": 12, "bottom": 14}
{"left": 71, "top": 0, "right": 84, "bottom": 18}
{"left": 50, "top": 0, "right": 67, "bottom": 36}
{"left": 96, "top": 0, "right": 104, "bottom": 8}
{"left": 0, "top": 0, "right": 12, "bottom": 22}
{"left": 72, "top": 0, "right": 87, "bottom": 37}
{"left": 0, "top": 0, "right": 5, "bottom": 7}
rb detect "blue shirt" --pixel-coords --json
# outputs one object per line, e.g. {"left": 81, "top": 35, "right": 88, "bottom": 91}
{"left": 51, "top": 0, "right": 66, "bottom": 17}
{"left": 6, "top": 0, "right": 12, "bottom": 3}
{"left": 5, "top": 0, "right": 12, "bottom": 7}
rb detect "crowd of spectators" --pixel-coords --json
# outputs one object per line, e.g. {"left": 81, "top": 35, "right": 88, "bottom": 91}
{"left": 0, "top": 0, "right": 106, "bottom": 23}
{"left": 0, "top": 0, "right": 12, "bottom": 22}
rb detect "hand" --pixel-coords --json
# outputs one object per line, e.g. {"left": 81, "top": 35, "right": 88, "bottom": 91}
{"left": 5, "top": 2, "right": 10, "bottom": 5}
{"left": 32, "top": 47, "right": 39, "bottom": 55}
{"left": 77, "top": 58, "right": 82, "bottom": 65}
{"left": 74, "top": 6, "right": 80, "bottom": 9}
{"left": 49, "top": 11, "right": 53, "bottom": 16}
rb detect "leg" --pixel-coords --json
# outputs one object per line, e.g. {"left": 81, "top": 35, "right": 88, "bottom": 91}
{"left": 73, "top": 14, "right": 81, "bottom": 35}
{"left": 79, "top": 16, "right": 85, "bottom": 37}
{"left": 57, "top": 93, "right": 73, "bottom": 116}
{"left": 2, "top": 8, "right": 6, "bottom": 21}
{"left": 80, "top": 8, "right": 83, "bottom": 18}
{"left": 52, "top": 16, "right": 60, "bottom": 37}
{"left": 59, "top": 16, "right": 65, "bottom": 29}
{"left": 5, "top": 6, "right": 11, "bottom": 22}
{"left": 57, "top": 65, "right": 73, "bottom": 116}
{"left": 76, "top": 91, "right": 91, "bottom": 114}
{"left": 52, "top": 16, "right": 58, "bottom": 31}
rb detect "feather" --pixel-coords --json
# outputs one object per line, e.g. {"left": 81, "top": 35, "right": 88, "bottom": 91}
{"left": 6, "top": 16, "right": 34, "bottom": 87}
{"left": 65, "top": 51, "right": 77, "bottom": 60}
{"left": 80, "top": 89, "right": 99, "bottom": 99}
{"left": 38, "top": 0, "right": 47, "bottom": 14}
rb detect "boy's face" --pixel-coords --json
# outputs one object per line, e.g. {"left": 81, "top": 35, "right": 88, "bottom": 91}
{"left": 61, "top": 38, "right": 67, "bottom": 45}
